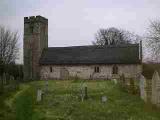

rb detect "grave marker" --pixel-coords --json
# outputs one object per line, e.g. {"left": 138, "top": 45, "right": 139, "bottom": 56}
{"left": 37, "top": 89, "right": 42, "bottom": 102}
{"left": 112, "top": 79, "right": 118, "bottom": 84}
{"left": 45, "top": 79, "right": 49, "bottom": 92}
{"left": 151, "top": 71, "right": 160, "bottom": 106}
{"left": 139, "top": 75, "right": 147, "bottom": 102}
{"left": 80, "top": 83, "right": 88, "bottom": 101}
{"left": 102, "top": 96, "right": 107, "bottom": 103}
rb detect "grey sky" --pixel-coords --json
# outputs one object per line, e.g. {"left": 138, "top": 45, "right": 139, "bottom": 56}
{"left": 0, "top": 0, "right": 160, "bottom": 63}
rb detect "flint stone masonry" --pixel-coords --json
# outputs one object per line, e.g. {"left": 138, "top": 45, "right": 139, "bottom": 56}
{"left": 40, "top": 64, "right": 142, "bottom": 80}
{"left": 23, "top": 15, "right": 48, "bottom": 80}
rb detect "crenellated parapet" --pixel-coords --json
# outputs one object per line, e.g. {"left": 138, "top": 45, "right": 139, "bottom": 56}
{"left": 24, "top": 15, "right": 48, "bottom": 24}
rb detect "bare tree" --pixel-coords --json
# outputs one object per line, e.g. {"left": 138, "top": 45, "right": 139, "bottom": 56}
{"left": 0, "top": 26, "right": 19, "bottom": 93}
{"left": 146, "top": 20, "right": 160, "bottom": 62}
{"left": 93, "top": 27, "right": 139, "bottom": 46}
{"left": 0, "top": 26, "right": 19, "bottom": 65}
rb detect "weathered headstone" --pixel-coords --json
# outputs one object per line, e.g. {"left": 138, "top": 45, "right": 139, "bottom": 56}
{"left": 101, "top": 96, "right": 107, "bottom": 103}
{"left": 80, "top": 83, "right": 88, "bottom": 101}
{"left": 139, "top": 75, "right": 147, "bottom": 102}
{"left": 112, "top": 79, "right": 118, "bottom": 84}
{"left": 129, "top": 78, "right": 135, "bottom": 94}
{"left": 151, "top": 71, "right": 160, "bottom": 106}
{"left": 37, "top": 89, "right": 42, "bottom": 102}
{"left": 45, "top": 80, "right": 49, "bottom": 92}
{"left": 81, "top": 89, "right": 84, "bottom": 101}
{"left": 120, "top": 74, "right": 125, "bottom": 86}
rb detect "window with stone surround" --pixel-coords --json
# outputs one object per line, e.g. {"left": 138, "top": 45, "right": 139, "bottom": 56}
{"left": 94, "top": 66, "right": 100, "bottom": 73}
{"left": 112, "top": 65, "right": 118, "bottom": 74}
{"left": 50, "top": 67, "right": 52, "bottom": 72}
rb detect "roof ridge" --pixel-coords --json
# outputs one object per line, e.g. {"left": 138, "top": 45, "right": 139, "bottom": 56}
{"left": 47, "top": 44, "right": 139, "bottom": 49}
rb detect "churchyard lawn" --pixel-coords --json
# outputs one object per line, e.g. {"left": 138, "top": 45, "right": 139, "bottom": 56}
{"left": 1, "top": 80, "right": 160, "bottom": 120}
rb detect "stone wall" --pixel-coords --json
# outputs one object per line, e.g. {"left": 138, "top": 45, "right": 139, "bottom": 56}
{"left": 40, "top": 64, "right": 142, "bottom": 80}
{"left": 23, "top": 16, "right": 48, "bottom": 80}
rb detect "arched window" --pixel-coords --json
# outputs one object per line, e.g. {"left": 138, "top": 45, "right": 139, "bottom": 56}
{"left": 112, "top": 65, "right": 118, "bottom": 74}
{"left": 50, "top": 67, "right": 52, "bottom": 72}
{"left": 94, "top": 66, "right": 100, "bottom": 73}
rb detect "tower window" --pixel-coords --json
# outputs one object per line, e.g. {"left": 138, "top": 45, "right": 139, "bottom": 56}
{"left": 94, "top": 66, "right": 100, "bottom": 73}
{"left": 112, "top": 65, "right": 118, "bottom": 74}
{"left": 50, "top": 67, "right": 52, "bottom": 72}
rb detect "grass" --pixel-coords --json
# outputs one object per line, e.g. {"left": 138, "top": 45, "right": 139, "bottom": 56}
{"left": 0, "top": 88, "right": 18, "bottom": 120}
{"left": 14, "top": 85, "right": 35, "bottom": 120}
{"left": 1, "top": 80, "right": 160, "bottom": 120}
{"left": 32, "top": 80, "right": 160, "bottom": 120}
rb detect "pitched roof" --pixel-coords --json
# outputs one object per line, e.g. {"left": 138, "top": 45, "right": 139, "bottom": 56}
{"left": 39, "top": 44, "right": 141, "bottom": 65}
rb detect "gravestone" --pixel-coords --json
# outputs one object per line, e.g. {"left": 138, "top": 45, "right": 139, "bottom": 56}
{"left": 80, "top": 83, "right": 88, "bottom": 101}
{"left": 101, "top": 96, "right": 107, "bottom": 103}
{"left": 151, "top": 71, "right": 160, "bottom": 106}
{"left": 45, "top": 79, "right": 48, "bottom": 92}
{"left": 80, "top": 90, "right": 84, "bottom": 102}
{"left": 37, "top": 89, "right": 42, "bottom": 102}
{"left": 120, "top": 74, "right": 125, "bottom": 86}
{"left": 112, "top": 79, "right": 117, "bottom": 84}
{"left": 139, "top": 75, "right": 147, "bottom": 102}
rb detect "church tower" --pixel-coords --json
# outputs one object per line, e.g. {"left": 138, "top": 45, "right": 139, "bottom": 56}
{"left": 23, "top": 15, "right": 48, "bottom": 80}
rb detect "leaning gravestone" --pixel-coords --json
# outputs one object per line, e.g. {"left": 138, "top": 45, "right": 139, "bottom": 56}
{"left": 139, "top": 75, "right": 147, "bottom": 102}
{"left": 80, "top": 89, "right": 84, "bottom": 102}
{"left": 151, "top": 71, "right": 160, "bottom": 106}
{"left": 37, "top": 89, "right": 42, "bottom": 102}
{"left": 102, "top": 96, "right": 107, "bottom": 103}
{"left": 80, "top": 83, "right": 88, "bottom": 101}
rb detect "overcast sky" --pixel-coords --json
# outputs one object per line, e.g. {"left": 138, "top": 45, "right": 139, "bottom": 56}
{"left": 0, "top": 0, "right": 160, "bottom": 63}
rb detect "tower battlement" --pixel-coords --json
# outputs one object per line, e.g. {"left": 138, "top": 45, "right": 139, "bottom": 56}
{"left": 24, "top": 15, "right": 48, "bottom": 24}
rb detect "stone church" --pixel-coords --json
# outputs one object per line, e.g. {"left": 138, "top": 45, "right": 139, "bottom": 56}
{"left": 23, "top": 15, "right": 142, "bottom": 80}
